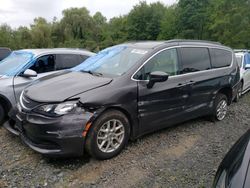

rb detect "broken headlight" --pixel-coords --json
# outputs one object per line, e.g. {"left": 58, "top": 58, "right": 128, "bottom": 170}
{"left": 34, "top": 101, "right": 78, "bottom": 116}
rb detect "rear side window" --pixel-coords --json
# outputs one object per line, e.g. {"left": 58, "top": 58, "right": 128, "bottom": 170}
{"left": 180, "top": 47, "right": 211, "bottom": 74}
{"left": 210, "top": 49, "right": 232, "bottom": 68}
{"left": 55, "top": 54, "right": 87, "bottom": 70}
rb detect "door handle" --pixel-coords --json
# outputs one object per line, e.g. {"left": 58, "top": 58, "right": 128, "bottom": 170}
{"left": 177, "top": 81, "right": 196, "bottom": 87}
{"left": 177, "top": 83, "right": 187, "bottom": 87}
{"left": 189, "top": 80, "right": 196, "bottom": 84}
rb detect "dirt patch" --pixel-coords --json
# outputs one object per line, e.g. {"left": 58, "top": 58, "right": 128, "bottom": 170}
{"left": 164, "top": 135, "right": 199, "bottom": 158}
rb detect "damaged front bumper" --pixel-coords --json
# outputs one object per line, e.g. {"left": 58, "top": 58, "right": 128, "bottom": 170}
{"left": 4, "top": 105, "right": 94, "bottom": 157}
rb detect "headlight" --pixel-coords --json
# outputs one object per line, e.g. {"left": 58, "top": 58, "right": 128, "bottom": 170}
{"left": 35, "top": 101, "right": 78, "bottom": 116}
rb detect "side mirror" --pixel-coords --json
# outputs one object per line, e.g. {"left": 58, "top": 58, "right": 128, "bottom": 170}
{"left": 245, "top": 64, "right": 250, "bottom": 70}
{"left": 22, "top": 69, "right": 37, "bottom": 78}
{"left": 147, "top": 71, "right": 169, "bottom": 88}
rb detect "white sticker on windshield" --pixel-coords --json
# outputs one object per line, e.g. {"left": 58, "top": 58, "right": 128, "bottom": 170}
{"left": 131, "top": 49, "right": 148, "bottom": 55}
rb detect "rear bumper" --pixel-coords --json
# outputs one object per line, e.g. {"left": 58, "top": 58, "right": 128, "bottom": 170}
{"left": 5, "top": 106, "right": 94, "bottom": 157}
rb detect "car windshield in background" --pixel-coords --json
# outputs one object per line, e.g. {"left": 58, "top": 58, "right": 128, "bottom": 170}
{"left": 236, "top": 55, "right": 243, "bottom": 67}
{"left": 72, "top": 46, "right": 148, "bottom": 77}
{"left": 0, "top": 51, "right": 33, "bottom": 76}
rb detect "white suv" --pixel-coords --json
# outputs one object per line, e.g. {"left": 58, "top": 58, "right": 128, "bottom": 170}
{"left": 235, "top": 49, "right": 250, "bottom": 99}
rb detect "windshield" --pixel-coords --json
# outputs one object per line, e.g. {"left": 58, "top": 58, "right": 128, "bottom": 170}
{"left": 0, "top": 51, "right": 34, "bottom": 76}
{"left": 72, "top": 45, "right": 148, "bottom": 77}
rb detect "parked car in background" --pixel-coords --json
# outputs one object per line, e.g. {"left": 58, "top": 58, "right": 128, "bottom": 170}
{"left": 213, "top": 129, "right": 250, "bottom": 188}
{"left": 5, "top": 40, "right": 239, "bottom": 159}
{"left": 234, "top": 49, "right": 250, "bottom": 99}
{"left": 0, "top": 48, "right": 95, "bottom": 124}
{"left": 0, "top": 47, "right": 11, "bottom": 61}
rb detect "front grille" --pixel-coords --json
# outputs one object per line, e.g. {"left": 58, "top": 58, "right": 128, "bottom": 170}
{"left": 20, "top": 92, "right": 41, "bottom": 110}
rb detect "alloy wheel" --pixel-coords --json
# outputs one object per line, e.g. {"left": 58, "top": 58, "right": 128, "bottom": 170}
{"left": 97, "top": 119, "right": 125, "bottom": 153}
{"left": 216, "top": 99, "right": 228, "bottom": 121}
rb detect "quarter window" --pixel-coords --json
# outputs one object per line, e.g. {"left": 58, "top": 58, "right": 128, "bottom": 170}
{"left": 137, "top": 48, "right": 179, "bottom": 80}
{"left": 210, "top": 49, "right": 232, "bottom": 68}
{"left": 55, "top": 54, "right": 87, "bottom": 70}
{"left": 180, "top": 47, "right": 211, "bottom": 74}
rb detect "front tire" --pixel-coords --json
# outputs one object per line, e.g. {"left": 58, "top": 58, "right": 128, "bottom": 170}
{"left": 211, "top": 93, "right": 228, "bottom": 121}
{"left": 85, "top": 110, "right": 130, "bottom": 160}
{"left": 0, "top": 104, "right": 5, "bottom": 125}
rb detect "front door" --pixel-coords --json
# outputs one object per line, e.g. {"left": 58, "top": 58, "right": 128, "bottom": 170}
{"left": 136, "top": 48, "right": 190, "bottom": 134}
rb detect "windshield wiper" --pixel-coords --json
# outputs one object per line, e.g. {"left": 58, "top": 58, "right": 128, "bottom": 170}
{"left": 81, "top": 70, "right": 93, "bottom": 75}
{"left": 80, "top": 70, "right": 103, "bottom": 77}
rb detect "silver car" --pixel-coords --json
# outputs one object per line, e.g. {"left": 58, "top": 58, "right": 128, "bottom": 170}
{"left": 235, "top": 50, "right": 250, "bottom": 98}
{"left": 0, "top": 48, "right": 95, "bottom": 124}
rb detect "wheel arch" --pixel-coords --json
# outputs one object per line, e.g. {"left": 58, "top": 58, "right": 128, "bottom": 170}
{"left": 0, "top": 94, "right": 12, "bottom": 118}
{"left": 102, "top": 106, "right": 135, "bottom": 139}
{"left": 217, "top": 87, "right": 233, "bottom": 105}
{"left": 87, "top": 106, "right": 136, "bottom": 140}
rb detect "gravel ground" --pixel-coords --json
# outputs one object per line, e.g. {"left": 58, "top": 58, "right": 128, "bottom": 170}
{"left": 0, "top": 94, "right": 250, "bottom": 188}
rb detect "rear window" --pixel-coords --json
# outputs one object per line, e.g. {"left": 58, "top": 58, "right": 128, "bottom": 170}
{"left": 210, "top": 49, "right": 232, "bottom": 68}
{"left": 180, "top": 47, "right": 211, "bottom": 74}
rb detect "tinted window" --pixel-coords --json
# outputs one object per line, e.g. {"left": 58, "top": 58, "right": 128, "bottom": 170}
{"left": 245, "top": 53, "right": 250, "bottom": 66}
{"left": 30, "top": 55, "right": 55, "bottom": 74}
{"left": 55, "top": 54, "right": 87, "bottom": 70}
{"left": 137, "top": 48, "right": 179, "bottom": 80}
{"left": 0, "top": 48, "right": 11, "bottom": 60}
{"left": 180, "top": 47, "right": 211, "bottom": 74}
{"left": 210, "top": 49, "right": 232, "bottom": 68}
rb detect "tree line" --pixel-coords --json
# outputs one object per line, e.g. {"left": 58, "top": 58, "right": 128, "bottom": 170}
{"left": 0, "top": 0, "right": 250, "bottom": 52}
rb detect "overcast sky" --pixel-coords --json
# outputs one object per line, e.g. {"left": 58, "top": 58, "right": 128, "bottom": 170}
{"left": 0, "top": 0, "right": 176, "bottom": 28}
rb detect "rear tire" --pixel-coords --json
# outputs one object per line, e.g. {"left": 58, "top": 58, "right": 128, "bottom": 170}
{"left": 85, "top": 110, "right": 130, "bottom": 160}
{"left": 0, "top": 104, "right": 5, "bottom": 125}
{"left": 210, "top": 93, "right": 228, "bottom": 122}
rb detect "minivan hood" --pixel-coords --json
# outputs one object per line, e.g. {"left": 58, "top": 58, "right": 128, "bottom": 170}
{"left": 24, "top": 71, "right": 112, "bottom": 103}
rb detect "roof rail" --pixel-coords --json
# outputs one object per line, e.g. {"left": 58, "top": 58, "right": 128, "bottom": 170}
{"left": 165, "top": 39, "right": 222, "bottom": 45}
{"left": 0, "top": 47, "right": 11, "bottom": 50}
{"left": 234, "top": 49, "right": 250, "bottom": 53}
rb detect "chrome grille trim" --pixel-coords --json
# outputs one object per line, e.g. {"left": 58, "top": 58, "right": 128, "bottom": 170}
{"left": 20, "top": 91, "right": 41, "bottom": 110}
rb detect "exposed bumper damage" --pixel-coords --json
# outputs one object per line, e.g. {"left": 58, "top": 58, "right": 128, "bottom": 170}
{"left": 4, "top": 105, "right": 95, "bottom": 157}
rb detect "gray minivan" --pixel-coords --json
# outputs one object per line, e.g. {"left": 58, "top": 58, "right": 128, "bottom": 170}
{"left": 4, "top": 40, "right": 241, "bottom": 160}
{"left": 0, "top": 48, "right": 95, "bottom": 124}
